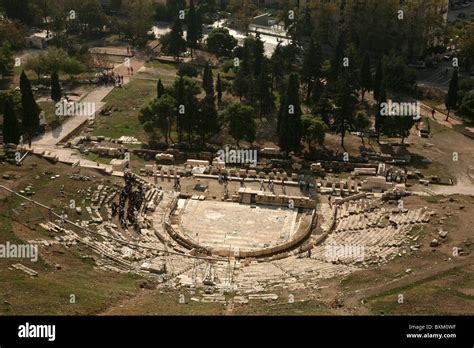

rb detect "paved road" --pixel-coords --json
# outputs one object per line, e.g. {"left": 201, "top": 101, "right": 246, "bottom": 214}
{"left": 31, "top": 86, "right": 113, "bottom": 146}
{"left": 31, "top": 57, "right": 145, "bottom": 148}
{"left": 26, "top": 58, "right": 145, "bottom": 172}
{"left": 152, "top": 20, "right": 291, "bottom": 57}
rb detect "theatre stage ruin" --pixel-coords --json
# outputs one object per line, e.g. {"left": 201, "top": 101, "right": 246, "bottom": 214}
{"left": 1, "top": 159, "right": 433, "bottom": 304}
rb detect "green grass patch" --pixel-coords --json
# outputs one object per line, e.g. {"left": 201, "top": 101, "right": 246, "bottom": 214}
{"left": 144, "top": 61, "right": 178, "bottom": 71}
{"left": 93, "top": 79, "right": 156, "bottom": 140}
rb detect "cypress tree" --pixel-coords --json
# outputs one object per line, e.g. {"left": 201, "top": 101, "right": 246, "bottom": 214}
{"left": 216, "top": 73, "right": 223, "bottom": 103}
{"left": 253, "top": 34, "right": 265, "bottom": 77}
{"left": 51, "top": 71, "right": 62, "bottom": 103}
{"left": 256, "top": 59, "right": 274, "bottom": 120}
{"left": 186, "top": 0, "right": 199, "bottom": 57}
{"left": 174, "top": 76, "right": 185, "bottom": 142}
{"left": 445, "top": 69, "right": 459, "bottom": 121}
{"left": 198, "top": 94, "right": 219, "bottom": 145}
{"left": 333, "top": 70, "right": 358, "bottom": 149}
{"left": 278, "top": 73, "right": 302, "bottom": 154}
{"left": 20, "top": 70, "right": 41, "bottom": 144}
{"left": 373, "top": 60, "right": 383, "bottom": 104}
{"left": 302, "top": 38, "right": 322, "bottom": 103}
{"left": 360, "top": 53, "right": 372, "bottom": 101}
{"left": 168, "top": 18, "right": 186, "bottom": 60}
{"left": 202, "top": 61, "right": 214, "bottom": 96}
{"left": 329, "top": 30, "right": 346, "bottom": 86}
{"left": 375, "top": 78, "right": 387, "bottom": 143}
{"left": 157, "top": 78, "right": 165, "bottom": 98}
{"left": 3, "top": 98, "right": 20, "bottom": 144}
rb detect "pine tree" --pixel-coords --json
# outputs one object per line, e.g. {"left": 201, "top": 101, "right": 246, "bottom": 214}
{"left": 2, "top": 98, "right": 20, "bottom": 144}
{"left": 51, "top": 71, "right": 62, "bottom": 103}
{"left": 223, "top": 103, "right": 256, "bottom": 147}
{"left": 20, "top": 70, "right": 41, "bottom": 145}
{"left": 278, "top": 73, "right": 302, "bottom": 154}
{"left": 157, "top": 78, "right": 165, "bottom": 98}
{"left": 445, "top": 69, "right": 459, "bottom": 121}
{"left": 216, "top": 73, "right": 223, "bottom": 104}
{"left": 360, "top": 53, "right": 372, "bottom": 101}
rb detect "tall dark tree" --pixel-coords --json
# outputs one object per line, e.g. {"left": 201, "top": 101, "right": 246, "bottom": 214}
{"left": 329, "top": 29, "right": 347, "bottom": 86}
{"left": 195, "top": 7, "right": 203, "bottom": 42}
{"left": 197, "top": 95, "right": 219, "bottom": 144}
{"left": 157, "top": 78, "right": 165, "bottom": 98}
{"left": 202, "top": 61, "right": 214, "bottom": 96}
{"left": 216, "top": 73, "right": 223, "bottom": 104}
{"left": 302, "top": 38, "right": 322, "bottom": 102}
{"left": 375, "top": 78, "right": 387, "bottom": 143}
{"left": 252, "top": 34, "right": 265, "bottom": 77}
{"left": 233, "top": 67, "right": 247, "bottom": 102}
{"left": 373, "top": 60, "right": 384, "bottom": 104}
{"left": 186, "top": 0, "right": 199, "bottom": 57}
{"left": 270, "top": 43, "right": 285, "bottom": 91}
{"left": 445, "top": 69, "right": 459, "bottom": 121}
{"left": 167, "top": 18, "right": 186, "bottom": 60}
{"left": 232, "top": 36, "right": 253, "bottom": 101}
{"left": 278, "top": 73, "right": 303, "bottom": 154}
{"left": 50, "top": 71, "right": 62, "bottom": 103}
{"left": 256, "top": 59, "right": 274, "bottom": 120}
{"left": 19, "top": 70, "right": 41, "bottom": 145}
{"left": 174, "top": 76, "right": 185, "bottom": 142}
{"left": 184, "top": 87, "right": 198, "bottom": 144}
{"left": 360, "top": 53, "right": 372, "bottom": 101}
{"left": 2, "top": 98, "right": 20, "bottom": 144}
{"left": 310, "top": 78, "right": 324, "bottom": 107}
{"left": 333, "top": 70, "right": 358, "bottom": 149}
